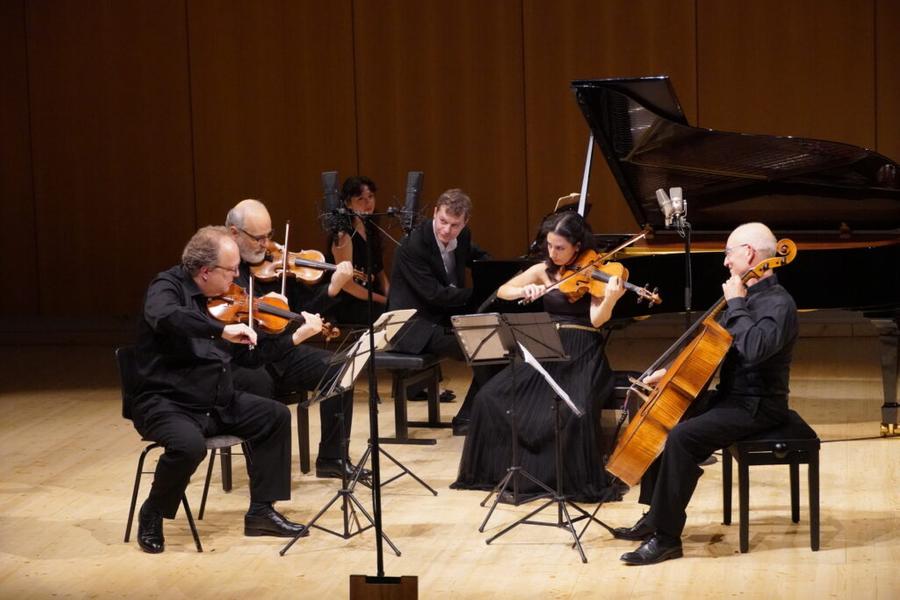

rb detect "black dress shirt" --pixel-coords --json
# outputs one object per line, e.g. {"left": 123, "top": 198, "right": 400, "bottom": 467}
{"left": 717, "top": 273, "right": 799, "bottom": 415}
{"left": 132, "top": 265, "right": 294, "bottom": 428}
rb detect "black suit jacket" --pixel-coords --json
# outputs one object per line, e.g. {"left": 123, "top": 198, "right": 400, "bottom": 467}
{"left": 387, "top": 219, "right": 489, "bottom": 353}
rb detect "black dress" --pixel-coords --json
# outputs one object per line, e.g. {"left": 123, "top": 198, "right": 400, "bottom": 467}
{"left": 451, "top": 289, "right": 626, "bottom": 503}
{"left": 326, "top": 226, "right": 386, "bottom": 325}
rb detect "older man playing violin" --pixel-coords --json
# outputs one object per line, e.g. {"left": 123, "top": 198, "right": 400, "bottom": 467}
{"left": 131, "top": 226, "right": 314, "bottom": 553}
{"left": 224, "top": 199, "right": 368, "bottom": 482}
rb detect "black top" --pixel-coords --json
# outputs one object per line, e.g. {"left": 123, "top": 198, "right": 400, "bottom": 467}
{"left": 717, "top": 274, "right": 799, "bottom": 413}
{"left": 542, "top": 288, "right": 593, "bottom": 326}
{"left": 327, "top": 224, "right": 385, "bottom": 279}
{"left": 133, "top": 265, "right": 294, "bottom": 427}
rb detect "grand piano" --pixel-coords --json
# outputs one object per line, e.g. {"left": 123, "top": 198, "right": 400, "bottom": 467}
{"left": 473, "top": 76, "right": 900, "bottom": 435}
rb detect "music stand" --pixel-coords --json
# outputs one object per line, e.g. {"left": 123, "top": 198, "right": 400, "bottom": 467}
{"left": 451, "top": 312, "right": 566, "bottom": 527}
{"left": 279, "top": 309, "right": 419, "bottom": 557}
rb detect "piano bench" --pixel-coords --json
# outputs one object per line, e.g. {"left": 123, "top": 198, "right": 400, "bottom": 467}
{"left": 722, "top": 409, "right": 821, "bottom": 553}
{"left": 373, "top": 352, "right": 447, "bottom": 445}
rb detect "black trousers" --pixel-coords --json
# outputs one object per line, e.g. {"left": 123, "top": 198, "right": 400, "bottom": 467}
{"left": 136, "top": 393, "right": 292, "bottom": 519}
{"left": 233, "top": 344, "right": 353, "bottom": 461}
{"left": 639, "top": 393, "right": 787, "bottom": 539}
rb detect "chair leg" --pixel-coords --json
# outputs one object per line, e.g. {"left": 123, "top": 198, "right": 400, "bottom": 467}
{"left": 297, "top": 402, "right": 310, "bottom": 474}
{"left": 789, "top": 459, "right": 800, "bottom": 523}
{"left": 199, "top": 448, "right": 217, "bottom": 520}
{"left": 393, "top": 372, "right": 410, "bottom": 440}
{"left": 426, "top": 366, "right": 441, "bottom": 426}
{"left": 738, "top": 459, "right": 750, "bottom": 553}
{"left": 125, "top": 443, "right": 160, "bottom": 543}
{"left": 182, "top": 495, "right": 203, "bottom": 552}
{"left": 722, "top": 448, "right": 732, "bottom": 525}
{"left": 221, "top": 447, "right": 233, "bottom": 492}
{"left": 809, "top": 450, "right": 820, "bottom": 551}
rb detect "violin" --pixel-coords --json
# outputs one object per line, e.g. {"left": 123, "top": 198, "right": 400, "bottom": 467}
{"left": 207, "top": 283, "right": 340, "bottom": 340}
{"left": 557, "top": 249, "right": 662, "bottom": 305}
{"left": 251, "top": 241, "right": 367, "bottom": 284}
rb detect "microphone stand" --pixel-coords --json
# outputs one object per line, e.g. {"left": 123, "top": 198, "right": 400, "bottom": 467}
{"left": 674, "top": 212, "right": 693, "bottom": 328}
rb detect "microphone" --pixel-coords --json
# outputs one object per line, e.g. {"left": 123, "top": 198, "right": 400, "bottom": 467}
{"left": 401, "top": 171, "right": 423, "bottom": 234}
{"left": 655, "top": 188, "right": 674, "bottom": 227}
{"left": 320, "top": 171, "right": 349, "bottom": 233}
{"left": 670, "top": 187, "right": 684, "bottom": 218}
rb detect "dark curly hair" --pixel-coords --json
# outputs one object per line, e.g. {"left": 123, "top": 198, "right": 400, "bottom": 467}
{"left": 340, "top": 176, "right": 377, "bottom": 205}
{"left": 539, "top": 211, "right": 594, "bottom": 276}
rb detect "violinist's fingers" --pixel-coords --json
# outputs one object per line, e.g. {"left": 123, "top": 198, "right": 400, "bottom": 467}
{"left": 222, "top": 323, "right": 258, "bottom": 345}
{"left": 606, "top": 276, "right": 627, "bottom": 300}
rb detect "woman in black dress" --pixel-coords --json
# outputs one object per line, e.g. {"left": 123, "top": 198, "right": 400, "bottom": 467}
{"left": 452, "top": 211, "right": 627, "bottom": 503}
{"left": 326, "top": 176, "right": 390, "bottom": 325}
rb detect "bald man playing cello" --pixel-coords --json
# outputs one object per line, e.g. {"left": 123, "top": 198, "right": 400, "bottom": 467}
{"left": 613, "top": 222, "right": 799, "bottom": 565}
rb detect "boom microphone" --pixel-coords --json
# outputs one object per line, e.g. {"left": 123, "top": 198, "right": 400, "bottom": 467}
{"left": 320, "top": 170, "right": 349, "bottom": 233}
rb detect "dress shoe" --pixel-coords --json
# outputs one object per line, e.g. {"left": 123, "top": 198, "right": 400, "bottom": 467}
{"left": 244, "top": 507, "right": 308, "bottom": 538}
{"left": 611, "top": 512, "right": 655, "bottom": 541}
{"left": 137, "top": 500, "right": 165, "bottom": 554}
{"left": 451, "top": 417, "right": 470, "bottom": 436}
{"left": 439, "top": 390, "right": 456, "bottom": 403}
{"left": 699, "top": 454, "right": 718, "bottom": 466}
{"left": 620, "top": 533, "right": 683, "bottom": 565}
{"left": 315, "top": 458, "right": 371, "bottom": 481}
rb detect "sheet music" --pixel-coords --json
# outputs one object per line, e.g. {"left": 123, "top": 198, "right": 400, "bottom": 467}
{"left": 518, "top": 342, "right": 582, "bottom": 418}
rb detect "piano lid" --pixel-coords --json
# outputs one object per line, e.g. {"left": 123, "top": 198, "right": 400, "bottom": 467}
{"left": 571, "top": 77, "right": 900, "bottom": 234}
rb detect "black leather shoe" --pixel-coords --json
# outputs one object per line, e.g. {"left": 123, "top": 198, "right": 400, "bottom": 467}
{"left": 315, "top": 458, "right": 371, "bottom": 481}
{"left": 612, "top": 512, "right": 655, "bottom": 541}
{"left": 451, "top": 418, "right": 469, "bottom": 436}
{"left": 244, "top": 507, "right": 308, "bottom": 538}
{"left": 620, "top": 534, "right": 683, "bottom": 565}
{"left": 137, "top": 501, "right": 165, "bottom": 554}
{"left": 439, "top": 390, "right": 456, "bottom": 403}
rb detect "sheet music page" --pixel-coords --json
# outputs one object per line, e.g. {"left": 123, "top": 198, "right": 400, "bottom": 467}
{"left": 518, "top": 342, "right": 582, "bottom": 417}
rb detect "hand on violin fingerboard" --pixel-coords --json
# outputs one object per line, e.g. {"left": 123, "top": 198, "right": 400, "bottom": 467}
{"left": 222, "top": 323, "right": 258, "bottom": 346}
{"left": 292, "top": 312, "right": 324, "bottom": 345}
{"left": 602, "top": 276, "right": 627, "bottom": 303}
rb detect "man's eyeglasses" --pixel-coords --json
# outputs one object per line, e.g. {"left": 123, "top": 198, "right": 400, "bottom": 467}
{"left": 238, "top": 227, "right": 274, "bottom": 243}
{"left": 213, "top": 264, "right": 240, "bottom": 276}
{"left": 724, "top": 243, "right": 752, "bottom": 257}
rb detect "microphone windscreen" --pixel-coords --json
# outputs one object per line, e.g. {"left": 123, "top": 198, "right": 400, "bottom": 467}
{"left": 321, "top": 171, "right": 340, "bottom": 211}
{"left": 402, "top": 171, "right": 424, "bottom": 233}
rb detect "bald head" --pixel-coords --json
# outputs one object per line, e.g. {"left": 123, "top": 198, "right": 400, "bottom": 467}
{"left": 226, "top": 198, "right": 273, "bottom": 263}
{"left": 727, "top": 222, "right": 777, "bottom": 259}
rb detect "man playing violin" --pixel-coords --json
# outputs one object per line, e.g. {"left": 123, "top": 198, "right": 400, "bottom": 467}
{"left": 131, "top": 226, "right": 311, "bottom": 553}
{"left": 224, "top": 199, "right": 367, "bottom": 480}
{"left": 614, "top": 222, "right": 799, "bottom": 565}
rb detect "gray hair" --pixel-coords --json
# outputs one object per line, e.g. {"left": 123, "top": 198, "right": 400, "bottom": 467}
{"left": 182, "top": 225, "right": 230, "bottom": 276}
{"left": 225, "top": 198, "right": 266, "bottom": 229}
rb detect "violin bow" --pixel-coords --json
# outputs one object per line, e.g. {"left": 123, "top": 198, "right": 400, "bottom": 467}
{"left": 522, "top": 228, "right": 649, "bottom": 303}
{"left": 247, "top": 274, "right": 256, "bottom": 351}
{"left": 280, "top": 221, "right": 290, "bottom": 297}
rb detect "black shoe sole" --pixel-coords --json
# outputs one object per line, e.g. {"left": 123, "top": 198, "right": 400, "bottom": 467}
{"left": 244, "top": 526, "right": 308, "bottom": 538}
{"left": 620, "top": 547, "right": 683, "bottom": 565}
{"left": 612, "top": 529, "right": 655, "bottom": 541}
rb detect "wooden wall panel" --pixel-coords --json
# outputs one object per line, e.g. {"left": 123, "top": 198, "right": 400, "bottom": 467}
{"left": 187, "top": 0, "right": 357, "bottom": 248}
{"left": 353, "top": 0, "right": 527, "bottom": 261}
{"left": 0, "top": 0, "right": 37, "bottom": 315}
{"left": 523, "top": 0, "right": 697, "bottom": 236}
{"left": 697, "top": 0, "right": 875, "bottom": 148}
{"left": 876, "top": 0, "right": 900, "bottom": 162}
{"left": 26, "top": 0, "right": 195, "bottom": 316}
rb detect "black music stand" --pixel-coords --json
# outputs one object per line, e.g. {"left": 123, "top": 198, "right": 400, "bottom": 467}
{"left": 451, "top": 313, "right": 565, "bottom": 523}
{"left": 279, "top": 309, "right": 419, "bottom": 557}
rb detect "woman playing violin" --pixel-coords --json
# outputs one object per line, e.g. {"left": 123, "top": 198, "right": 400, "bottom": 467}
{"left": 452, "top": 211, "right": 628, "bottom": 503}
{"left": 326, "top": 176, "right": 390, "bottom": 324}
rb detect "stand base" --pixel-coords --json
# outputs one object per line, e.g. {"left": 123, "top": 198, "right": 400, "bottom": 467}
{"left": 349, "top": 575, "right": 418, "bottom": 600}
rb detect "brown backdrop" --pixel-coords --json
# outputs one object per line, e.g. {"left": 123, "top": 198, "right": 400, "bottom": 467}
{"left": 2, "top": 0, "right": 897, "bottom": 322}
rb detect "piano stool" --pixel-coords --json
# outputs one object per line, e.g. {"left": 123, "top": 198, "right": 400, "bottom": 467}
{"left": 722, "top": 409, "right": 821, "bottom": 553}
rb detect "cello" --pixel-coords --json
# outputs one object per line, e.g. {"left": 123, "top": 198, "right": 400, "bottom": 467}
{"left": 605, "top": 239, "right": 797, "bottom": 486}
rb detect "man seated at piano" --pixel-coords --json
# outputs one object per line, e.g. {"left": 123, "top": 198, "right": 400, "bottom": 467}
{"left": 387, "top": 188, "right": 492, "bottom": 436}
{"left": 614, "top": 222, "right": 799, "bottom": 565}
{"left": 452, "top": 211, "right": 629, "bottom": 502}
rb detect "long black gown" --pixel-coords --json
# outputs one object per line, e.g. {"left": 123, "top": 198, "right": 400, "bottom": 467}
{"left": 451, "top": 289, "right": 626, "bottom": 503}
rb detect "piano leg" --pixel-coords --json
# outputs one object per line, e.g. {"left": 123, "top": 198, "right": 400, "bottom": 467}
{"left": 871, "top": 317, "right": 899, "bottom": 436}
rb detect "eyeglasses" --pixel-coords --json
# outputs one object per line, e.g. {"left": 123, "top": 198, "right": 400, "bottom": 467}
{"left": 213, "top": 264, "right": 240, "bottom": 276}
{"left": 724, "top": 243, "right": 752, "bottom": 257}
{"left": 238, "top": 227, "right": 274, "bottom": 243}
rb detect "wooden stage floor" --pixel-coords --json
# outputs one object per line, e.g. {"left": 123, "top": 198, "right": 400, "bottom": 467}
{"left": 0, "top": 326, "right": 897, "bottom": 599}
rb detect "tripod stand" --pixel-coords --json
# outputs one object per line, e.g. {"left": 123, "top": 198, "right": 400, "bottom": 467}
{"left": 279, "top": 310, "right": 414, "bottom": 557}
{"left": 484, "top": 375, "right": 614, "bottom": 563}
